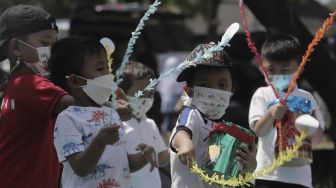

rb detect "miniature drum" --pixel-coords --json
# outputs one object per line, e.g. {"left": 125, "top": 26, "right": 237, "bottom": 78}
{"left": 202, "top": 122, "right": 255, "bottom": 179}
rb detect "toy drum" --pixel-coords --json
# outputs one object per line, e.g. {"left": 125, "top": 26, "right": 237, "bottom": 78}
{"left": 202, "top": 122, "right": 255, "bottom": 179}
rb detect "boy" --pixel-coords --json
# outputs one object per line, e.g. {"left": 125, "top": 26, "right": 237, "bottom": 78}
{"left": 249, "top": 34, "right": 325, "bottom": 188}
{"left": 49, "top": 37, "right": 157, "bottom": 188}
{"left": 118, "top": 61, "right": 170, "bottom": 188}
{"left": 0, "top": 5, "right": 74, "bottom": 187}
{"left": 170, "top": 43, "right": 256, "bottom": 188}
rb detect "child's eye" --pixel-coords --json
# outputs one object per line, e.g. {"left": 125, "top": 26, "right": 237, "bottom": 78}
{"left": 219, "top": 83, "right": 228, "bottom": 90}
{"left": 40, "top": 41, "right": 51, "bottom": 46}
{"left": 199, "top": 83, "right": 209, "bottom": 87}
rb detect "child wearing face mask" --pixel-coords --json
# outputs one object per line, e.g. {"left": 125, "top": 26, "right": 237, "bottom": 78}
{"left": 49, "top": 37, "right": 158, "bottom": 188}
{"left": 169, "top": 43, "right": 257, "bottom": 188}
{"left": 0, "top": 5, "right": 75, "bottom": 188}
{"left": 248, "top": 34, "right": 325, "bottom": 188}
{"left": 118, "top": 61, "right": 170, "bottom": 188}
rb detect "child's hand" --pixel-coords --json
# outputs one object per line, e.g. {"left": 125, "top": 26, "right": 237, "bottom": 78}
{"left": 269, "top": 103, "right": 288, "bottom": 120}
{"left": 236, "top": 143, "right": 257, "bottom": 174}
{"left": 136, "top": 143, "right": 158, "bottom": 172}
{"left": 115, "top": 87, "right": 133, "bottom": 121}
{"left": 97, "top": 124, "right": 121, "bottom": 145}
{"left": 177, "top": 141, "right": 195, "bottom": 168}
{"left": 116, "top": 99, "right": 133, "bottom": 121}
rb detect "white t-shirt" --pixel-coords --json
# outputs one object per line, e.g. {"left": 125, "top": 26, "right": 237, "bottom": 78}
{"left": 54, "top": 106, "right": 132, "bottom": 188}
{"left": 170, "top": 106, "right": 221, "bottom": 188}
{"left": 123, "top": 116, "right": 167, "bottom": 188}
{"left": 248, "top": 86, "right": 325, "bottom": 188}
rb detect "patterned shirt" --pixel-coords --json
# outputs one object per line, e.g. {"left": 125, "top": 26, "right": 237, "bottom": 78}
{"left": 54, "top": 106, "right": 132, "bottom": 188}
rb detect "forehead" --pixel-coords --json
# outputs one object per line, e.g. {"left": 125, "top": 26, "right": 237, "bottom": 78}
{"left": 262, "top": 59, "right": 297, "bottom": 68}
{"left": 82, "top": 51, "right": 107, "bottom": 66}
{"left": 194, "top": 66, "right": 232, "bottom": 81}
{"left": 26, "top": 29, "right": 58, "bottom": 41}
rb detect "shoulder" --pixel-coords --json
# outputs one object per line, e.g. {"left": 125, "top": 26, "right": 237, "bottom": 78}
{"left": 56, "top": 106, "right": 78, "bottom": 121}
{"left": 296, "top": 88, "right": 314, "bottom": 98}
{"left": 252, "top": 86, "right": 272, "bottom": 96}
{"left": 177, "top": 106, "right": 201, "bottom": 125}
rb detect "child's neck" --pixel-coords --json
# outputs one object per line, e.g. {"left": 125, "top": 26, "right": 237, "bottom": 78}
{"left": 74, "top": 95, "right": 100, "bottom": 107}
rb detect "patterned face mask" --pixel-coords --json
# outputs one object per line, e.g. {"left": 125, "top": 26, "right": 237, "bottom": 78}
{"left": 127, "top": 97, "right": 154, "bottom": 119}
{"left": 18, "top": 40, "right": 51, "bottom": 77}
{"left": 192, "top": 86, "right": 233, "bottom": 120}
{"left": 269, "top": 73, "right": 295, "bottom": 92}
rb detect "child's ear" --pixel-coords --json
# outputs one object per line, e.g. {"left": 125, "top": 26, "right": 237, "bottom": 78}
{"left": 66, "top": 74, "right": 82, "bottom": 89}
{"left": 8, "top": 38, "right": 21, "bottom": 57}
{"left": 183, "top": 85, "right": 193, "bottom": 97}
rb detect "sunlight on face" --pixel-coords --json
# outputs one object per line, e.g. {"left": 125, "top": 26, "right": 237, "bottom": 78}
{"left": 194, "top": 66, "right": 233, "bottom": 92}
{"left": 262, "top": 59, "right": 298, "bottom": 75}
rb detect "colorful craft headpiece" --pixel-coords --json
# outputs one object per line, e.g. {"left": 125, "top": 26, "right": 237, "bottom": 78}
{"left": 132, "top": 22, "right": 239, "bottom": 99}
{"left": 176, "top": 43, "right": 233, "bottom": 82}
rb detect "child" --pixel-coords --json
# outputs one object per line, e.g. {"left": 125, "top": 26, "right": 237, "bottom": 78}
{"left": 169, "top": 43, "right": 257, "bottom": 188}
{"left": 248, "top": 34, "right": 325, "bottom": 188}
{"left": 118, "top": 61, "right": 170, "bottom": 188}
{"left": 0, "top": 5, "right": 74, "bottom": 188}
{"left": 49, "top": 36, "right": 158, "bottom": 188}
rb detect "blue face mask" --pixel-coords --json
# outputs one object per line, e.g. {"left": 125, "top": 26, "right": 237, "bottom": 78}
{"left": 270, "top": 73, "right": 295, "bottom": 92}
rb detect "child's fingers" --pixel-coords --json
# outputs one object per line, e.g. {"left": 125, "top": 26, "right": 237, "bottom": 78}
{"left": 239, "top": 145, "right": 250, "bottom": 154}
{"left": 135, "top": 143, "right": 146, "bottom": 151}
{"left": 186, "top": 155, "right": 193, "bottom": 169}
{"left": 236, "top": 149, "right": 249, "bottom": 161}
{"left": 105, "top": 125, "right": 121, "bottom": 132}
{"left": 115, "top": 87, "right": 128, "bottom": 101}
{"left": 236, "top": 156, "right": 249, "bottom": 166}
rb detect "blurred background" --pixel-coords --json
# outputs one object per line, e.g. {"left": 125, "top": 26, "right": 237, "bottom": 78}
{"left": 1, "top": 0, "right": 336, "bottom": 187}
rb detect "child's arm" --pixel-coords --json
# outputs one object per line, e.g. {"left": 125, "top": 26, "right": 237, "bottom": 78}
{"left": 66, "top": 125, "right": 121, "bottom": 177}
{"left": 252, "top": 104, "right": 288, "bottom": 137}
{"left": 158, "top": 149, "right": 170, "bottom": 167}
{"left": 127, "top": 143, "right": 158, "bottom": 172}
{"left": 53, "top": 95, "right": 75, "bottom": 115}
{"left": 172, "top": 130, "right": 195, "bottom": 168}
{"left": 311, "top": 110, "right": 324, "bottom": 144}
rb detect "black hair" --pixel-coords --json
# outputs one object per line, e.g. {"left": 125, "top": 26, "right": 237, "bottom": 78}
{"left": 118, "top": 61, "right": 155, "bottom": 93}
{"left": 184, "top": 65, "right": 236, "bottom": 92}
{"left": 48, "top": 36, "right": 106, "bottom": 92}
{"left": 261, "top": 34, "right": 302, "bottom": 62}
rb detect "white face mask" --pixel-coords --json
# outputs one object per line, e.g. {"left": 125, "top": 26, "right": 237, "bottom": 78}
{"left": 77, "top": 74, "right": 117, "bottom": 105}
{"left": 192, "top": 86, "right": 233, "bottom": 120}
{"left": 269, "top": 73, "right": 295, "bottom": 92}
{"left": 127, "top": 96, "right": 154, "bottom": 119}
{"left": 18, "top": 40, "right": 51, "bottom": 76}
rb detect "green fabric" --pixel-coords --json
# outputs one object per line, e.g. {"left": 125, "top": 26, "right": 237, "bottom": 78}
{"left": 202, "top": 123, "right": 254, "bottom": 180}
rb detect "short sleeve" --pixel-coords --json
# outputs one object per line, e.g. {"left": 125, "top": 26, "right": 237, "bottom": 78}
{"left": 21, "top": 74, "right": 67, "bottom": 117}
{"left": 54, "top": 112, "right": 85, "bottom": 162}
{"left": 307, "top": 93, "right": 325, "bottom": 130}
{"left": 248, "top": 89, "right": 268, "bottom": 129}
{"left": 170, "top": 107, "right": 200, "bottom": 152}
{"left": 149, "top": 119, "right": 167, "bottom": 153}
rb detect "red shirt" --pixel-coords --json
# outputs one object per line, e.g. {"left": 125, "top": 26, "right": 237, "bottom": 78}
{"left": 0, "top": 72, "right": 67, "bottom": 188}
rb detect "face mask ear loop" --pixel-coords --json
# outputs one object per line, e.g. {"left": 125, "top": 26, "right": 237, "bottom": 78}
{"left": 18, "top": 40, "right": 36, "bottom": 50}
{"left": 10, "top": 56, "right": 21, "bottom": 74}
{"left": 65, "top": 75, "right": 88, "bottom": 87}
